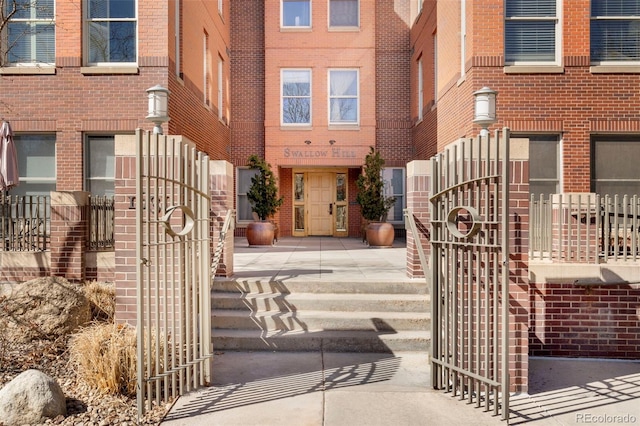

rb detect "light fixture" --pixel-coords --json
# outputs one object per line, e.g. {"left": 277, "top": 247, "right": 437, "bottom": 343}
{"left": 329, "top": 139, "right": 336, "bottom": 145}
{"left": 304, "top": 140, "right": 311, "bottom": 145}
{"left": 146, "top": 85, "right": 170, "bottom": 134}
{"left": 472, "top": 86, "right": 497, "bottom": 137}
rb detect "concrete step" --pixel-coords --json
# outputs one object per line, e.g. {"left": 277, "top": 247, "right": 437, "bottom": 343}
{"left": 212, "top": 292, "right": 430, "bottom": 313}
{"left": 212, "top": 329, "right": 431, "bottom": 353}
{"left": 212, "top": 309, "right": 430, "bottom": 332}
{"left": 213, "top": 279, "right": 428, "bottom": 295}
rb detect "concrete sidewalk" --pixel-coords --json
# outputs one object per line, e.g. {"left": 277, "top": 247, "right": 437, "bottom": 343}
{"left": 160, "top": 352, "right": 639, "bottom": 426}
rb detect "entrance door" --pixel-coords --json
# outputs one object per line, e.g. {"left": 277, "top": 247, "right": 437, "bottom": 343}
{"left": 309, "top": 173, "right": 333, "bottom": 235}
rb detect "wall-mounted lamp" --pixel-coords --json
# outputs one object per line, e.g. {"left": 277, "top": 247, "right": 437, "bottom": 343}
{"left": 472, "top": 86, "right": 497, "bottom": 137}
{"left": 304, "top": 140, "right": 311, "bottom": 145}
{"left": 146, "top": 85, "right": 170, "bottom": 135}
{"left": 329, "top": 139, "right": 336, "bottom": 145}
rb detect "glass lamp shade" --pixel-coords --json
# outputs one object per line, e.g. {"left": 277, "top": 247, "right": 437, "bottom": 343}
{"left": 146, "top": 85, "right": 170, "bottom": 133}
{"left": 472, "top": 86, "right": 497, "bottom": 128}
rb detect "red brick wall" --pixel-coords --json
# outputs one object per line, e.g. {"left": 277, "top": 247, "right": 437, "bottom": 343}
{"left": 530, "top": 283, "right": 640, "bottom": 359}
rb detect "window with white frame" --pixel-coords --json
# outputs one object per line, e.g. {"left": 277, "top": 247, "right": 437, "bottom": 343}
{"left": 433, "top": 32, "right": 437, "bottom": 104}
{"left": 417, "top": 57, "right": 423, "bottom": 121}
{"left": 3, "top": 0, "right": 55, "bottom": 66}
{"left": 505, "top": 0, "right": 559, "bottom": 64}
{"left": 218, "top": 56, "right": 224, "bottom": 120}
{"left": 218, "top": 0, "right": 223, "bottom": 15}
{"left": 237, "top": 168, "right": 259, "bottom": 222}
{"left": 591, "top": 0, "right": 640, "bottom": 63}
{"left": 329, "top": 69, "right": 358, "bottom": 125}
{"left": 329, "top": 0, "right": 359, "bottom": 28}
{"left": 282, "top": 0, "right": 311, "bottom": 28}
{"left": 460, "top": 0, "right": 466, "bottom": 78}
{"left": 382, "top": 168, "right": 405, "bottom": 223}
{"left": 85, "top": 0, "right": 136, "bottom": 65}
{"left": 204, "top": 31, "right": 211, "bottom": 106}
{"left": 528, "top": 135, "right": 560, "bottom": 197}
{"left": 592, "top": 136, "right": 640, "bottom": 197}
{"left": 282, "top": 69, "right": 311, "bottom": 125}
{"left": 85, "top": 136, "right": 115, "bottom": 196}
{"left": 9, "top": 134, "right": 56, "bottom": 197}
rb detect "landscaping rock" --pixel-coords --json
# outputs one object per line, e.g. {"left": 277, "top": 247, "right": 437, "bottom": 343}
{"left": 0, "top": 276, "right": 91, "bottom": 341}
{"left": 0, "top": 369, "right": 66, "bottom": 425}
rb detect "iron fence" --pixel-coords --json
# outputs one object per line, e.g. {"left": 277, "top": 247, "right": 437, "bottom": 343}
{"left": 530, "top": 193, "right": 640, "bottom": 263}
{"left": 88, "top": 195, "right": 115, "bottom": 250}
{"left": 0, "top": 194, "right": 49, "bottom": 252}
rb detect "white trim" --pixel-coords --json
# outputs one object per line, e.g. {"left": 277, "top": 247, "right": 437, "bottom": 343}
{"left": 281, "top": 68, "right": 312, "bottom": 126}
{"left": 83, "top": 0, "right": 138, "bottom": 67}
{"left": 327, "top": 68, "right": 360, "bottom": 126}
{"left": 281, "top": 0, "right": 312, "bottom": 29}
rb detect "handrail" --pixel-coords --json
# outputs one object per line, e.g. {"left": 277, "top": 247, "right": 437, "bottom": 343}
{"left": 403, "top": 208, "right": 431, "bottom": 284}
{"left": 211, "top": 209, "right": 236, "bottom": 280}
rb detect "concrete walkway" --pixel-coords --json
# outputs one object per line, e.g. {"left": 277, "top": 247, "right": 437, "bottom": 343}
{"left": 160, "top": 237, "right": 640, "bottom": 425}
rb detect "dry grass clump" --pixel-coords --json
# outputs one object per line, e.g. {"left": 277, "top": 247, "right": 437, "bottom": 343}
{"left": 69, "top": 323, "right": 138, "bottom": 396}
{"left": 83, "top": 281, "right": 116, "bottom": 321}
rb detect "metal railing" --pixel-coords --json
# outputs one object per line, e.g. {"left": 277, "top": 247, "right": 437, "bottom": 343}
{"left": 0, "top": 195, "right": 49, "bottom": 252}
{"left": 88, "top": 195, "right": 115, "bottom": 250}
{"left": 530, "top": 193, "right": 640, "bottom": 263}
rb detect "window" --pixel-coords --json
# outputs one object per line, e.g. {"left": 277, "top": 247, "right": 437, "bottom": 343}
{"left": 382, "top": 168, "right": 405, "bottom": 223}
{"left": 592, "top": 136, "right": 640, "bottom": 197}
{"left": 85, "top": 0, "right": 137, "bottom": 65}
{"left": 204, "top": 31, "right": 211, "bottom": 106}
{"left": 417, "top": 57, "right": 423, "bottom": 121}
{"left": 329, "top": 0, "right": 358, "bottom": 28}
{"left": 3, "top": 0, "right": 55, "bottom": 66}
{"left": 433, "top": 32, "right": 437, "bottom": 103}
{"left": 85, "top": 136, "right": 115, "bottom": 196}
{"left": 282, "top": 0, "right": 310, "bottom": 28}
{"left": 237, "top": 168, "right": 259, "bottom": 222}
{"left": 282, "top": 69, "right": 311, "bottom": 125}
{"left": 460, "top": 0, "right": 466, "bottom": 78}
{"left": 9, "top": 134, "right": 56, "bottom": 197}
{"left": 528, "top": 135, "right": 560, "bottom": 197}
{"left": 505, "top": 0, "right": 559, "bottom": 64}
{"left": 218, "top": 0, "right": 223, "bottom": 15}
{"left": 591, "top": 0, "right": 640, "bottom": 63}
{"left": 329, "top": 69, "right": 358, "bottom": 125}
{"left": 218, "top": 56, "right": 224, "bottom": 120}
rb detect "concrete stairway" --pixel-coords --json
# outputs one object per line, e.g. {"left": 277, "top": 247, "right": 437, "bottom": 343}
{"left": 211, "top": 279, "right": 430, "bottom": 353}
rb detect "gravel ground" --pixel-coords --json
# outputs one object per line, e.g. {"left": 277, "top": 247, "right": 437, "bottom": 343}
{"left": 0, "top": 336, "right": 171, "bottom": 425}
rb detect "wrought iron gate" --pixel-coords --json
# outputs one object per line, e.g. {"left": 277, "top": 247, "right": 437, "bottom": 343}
{"left": 135, "top": 130, "right": 213, "bottom": 417}
{"left": 406, "top": 129, "right": 511, "bottom": 421}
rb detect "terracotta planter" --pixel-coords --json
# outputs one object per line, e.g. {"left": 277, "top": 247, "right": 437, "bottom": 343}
{"left": 246, "top": 221, "right": 275, "bottom": 246}
{"left": 365, "top": 222, "right": 395, "bottom": 247}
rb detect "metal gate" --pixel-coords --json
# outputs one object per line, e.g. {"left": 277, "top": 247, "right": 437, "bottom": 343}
{"left": 135, "top": 130, "right": 213, "bottom": 417}
{"left": 406, "top": 129, "right": 510, "bottom": 421}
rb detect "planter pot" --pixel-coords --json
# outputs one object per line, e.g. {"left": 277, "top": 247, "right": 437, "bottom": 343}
{"left": 246, "top": 221, "right": 275, "bottom": 246}
{"left": 365, "top": 222, "right": 395, "bottom": 247}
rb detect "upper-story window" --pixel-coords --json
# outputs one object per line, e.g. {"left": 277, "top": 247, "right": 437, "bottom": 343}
{"left": 2, "top": 0, "right": 55, "bottom": 66}
{"left": 329, "top": 69, "right": 358, "bottom": 125}
{"left": 505, "top": 0, "right": 560, "bottom": 64}
{"left": 282, "top": 0, "right": 311, "bottom": 28}
{"left": 85, "top": 0, "right": 137, "bottom": 65}
{"left": 282, "top": 69, "right": 312, "bottom": 125}
{"left": 591, "top": 0, "right": 640, "bottom": 64}
{"left": 329, "top": 0, "right": 359, "bottom": 28}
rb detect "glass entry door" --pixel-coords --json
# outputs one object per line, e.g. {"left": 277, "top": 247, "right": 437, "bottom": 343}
{"left": 293, "top": 170, "right": 348, "bottom": 237}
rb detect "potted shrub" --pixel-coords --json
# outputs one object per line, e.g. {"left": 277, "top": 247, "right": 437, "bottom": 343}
{"left": 246, "top": 154, "right": 284, "bottom": 246}
{"left": 356, "top": 146, "right": 397, "bottom": 247}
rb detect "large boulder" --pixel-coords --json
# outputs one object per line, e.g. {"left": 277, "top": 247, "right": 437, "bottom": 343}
{"left": 1, "top": 276, "right": 91, "bottom": 341}
{"left": 0, "top": 369, "right": 67, "bottom": 425}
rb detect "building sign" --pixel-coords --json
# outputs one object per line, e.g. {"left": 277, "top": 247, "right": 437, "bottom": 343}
{"left": 283, "top": 147, "right": 357, "bottom": 159}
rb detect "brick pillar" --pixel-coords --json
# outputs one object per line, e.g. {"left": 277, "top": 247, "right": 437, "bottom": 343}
{"left": 113, "top": 134, "right": 138, "bottom": 324}
{"left": 210, "top": 160, "right": 235, "bottom": 277}
{"left": 405, "top": 160, "right": 431, "bottom": 278}
{"left": 50, "top": 191, "right": 89, "bottom": 282}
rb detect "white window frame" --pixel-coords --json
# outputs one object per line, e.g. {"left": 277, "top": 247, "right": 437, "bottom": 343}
{"left": 10, "top": 133, "right": 56, "bottom": 197}
{"left": 433, "top": 32, "right": 437, "bottom": 105}
{"left": 417, "top": 57, "right": 423, "bottom": 122}
{"left": 218, "top": 56, "right": 224, "bottom": 120}
{"left": 83, "top": 0, "right": 138, "bottom": 66}
{"left": 236, "top": 167, "right": 260, "bottom": 223}
{"left": 328, "top": 0, "right": 359, "bottom": 29}
{"left": 204, "top": 31, "right": 210, "bottom": 106}
{"left": 382, "top": 167, "right": 406, "bottom": 224}
{"left": 328, "top": 68, "right": 359, "bottom": 126}
{"left": 2, "top": 0, "right": 55, "bottom": 67}
{"left": 281, "top": 68, "right": 312, "bottom": 126}
{"left": 590, "top": 1, "right": 640, "bottom": 65}
{"left": 504, "top": 0, "right": 561, "bottom": 66}
{"left": 281, "top": 0, "right": 312, "bottom": 29}
{"left": 460, "top": 0, "right": 466, "bottom": 79}
{"left": 218, "top": 0, "right": 223, "bottom": 16}
{"left": 84, "top": 135, "right": 115, "bottom": 196}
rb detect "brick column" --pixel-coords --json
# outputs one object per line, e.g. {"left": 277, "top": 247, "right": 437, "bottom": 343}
{"left": 405, "top": 160, "right": 431, "bottom": 278}
{"left": 50, "top": 191, "right": 89, "bottom": 282}
{"left": 209, "top": 160, "right": 235, "bottom": 277}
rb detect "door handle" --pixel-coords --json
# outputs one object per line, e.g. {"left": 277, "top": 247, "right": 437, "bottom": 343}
{"left": 329, "top": 203, "right": 333, "bottom": 215}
